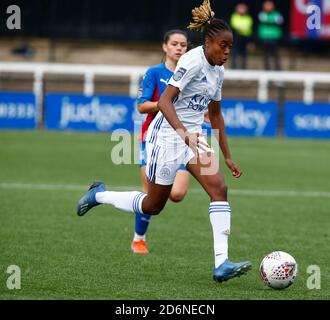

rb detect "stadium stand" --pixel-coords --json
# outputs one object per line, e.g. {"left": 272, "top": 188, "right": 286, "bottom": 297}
{"left": 0, "top": 38, "right": 329, "bottom": 103}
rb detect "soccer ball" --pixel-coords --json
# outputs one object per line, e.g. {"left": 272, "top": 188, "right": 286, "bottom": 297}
{"left": 259, "top": 251, "right": 298, "bottom": 290}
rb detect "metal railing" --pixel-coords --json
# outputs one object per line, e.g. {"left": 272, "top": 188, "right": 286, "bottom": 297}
{"left": 0, "top": 62, "right": 329, "bottom": 126}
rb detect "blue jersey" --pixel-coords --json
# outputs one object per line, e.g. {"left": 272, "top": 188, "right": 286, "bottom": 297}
{"left": 137, "top": 63, "right": 173, "bottom": 141}
{"left": 137, "top": 63, "right": 173, "bottom": 104}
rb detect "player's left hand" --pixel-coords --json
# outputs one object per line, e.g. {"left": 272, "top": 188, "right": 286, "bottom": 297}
{"left": 203, "top": 111, "right": 211, "bottom": 124}
{"left": 225, "top": 158, "right": 242, "bottom": 178}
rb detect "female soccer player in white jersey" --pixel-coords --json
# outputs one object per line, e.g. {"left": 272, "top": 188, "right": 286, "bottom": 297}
{"left": 132, "top": 29, "right": 190, "bottom": 254}
{"left": 77, "top": 0, "right": 252, "bottom": 283}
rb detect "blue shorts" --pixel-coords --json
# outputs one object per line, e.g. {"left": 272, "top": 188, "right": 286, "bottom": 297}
{"left": 139, "top": 141, "right": 187, "bottom": 171}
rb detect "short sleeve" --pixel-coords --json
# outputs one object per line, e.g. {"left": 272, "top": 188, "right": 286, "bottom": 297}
{"left": 168, "top": 54, "right": 200, "bottom": 92}
{"left": 137, "top": 68, "right": 157, "bottom": 104}
{"left": 212, "top": 68, "right": 224, "bottom": 102}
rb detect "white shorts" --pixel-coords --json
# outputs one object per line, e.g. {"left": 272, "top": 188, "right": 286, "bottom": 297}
{"left": 145, "top": 136, "right": 213, "bottom": 186}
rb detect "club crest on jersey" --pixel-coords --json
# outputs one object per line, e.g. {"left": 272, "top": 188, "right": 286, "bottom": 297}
{"left": 159, "top": 166, "right": 171, "bottom": 178}
{"left": 173, "top": 68, "right": 187, "bottom": 81}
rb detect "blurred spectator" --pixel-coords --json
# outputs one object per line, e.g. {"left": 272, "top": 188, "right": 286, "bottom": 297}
{"left": 11, "top": 44, "right": 34, "bottom": 59}
{"left": 230, "top": 3, "right": 253, "bottom": 69}
{"left": 258, "top": 1, "right": 283, "bottom": 70}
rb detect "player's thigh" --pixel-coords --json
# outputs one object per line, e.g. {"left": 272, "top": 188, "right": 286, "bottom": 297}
{"left": 186, "top": 152, "right": 227, "bottom": 200}
{"left": 140, "top": 166, "right": 149, "bottom": 193}
{"left": 170, "top": 168, "right": 190, "bottom": 202}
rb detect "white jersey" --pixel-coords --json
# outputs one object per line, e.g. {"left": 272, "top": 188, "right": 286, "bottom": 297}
{"left": 146, "top": 45, "right": 224, "bottom": 146}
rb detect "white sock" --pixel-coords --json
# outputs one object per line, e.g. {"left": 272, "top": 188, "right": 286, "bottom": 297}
{"left": 209, "top": 201, "right": 231, "bottom": 268}
{"left": 95, "top": 191, "right": 146, "bottom": 214}
{"left": 133, "top": 233, "right": 146, "bottom": 242}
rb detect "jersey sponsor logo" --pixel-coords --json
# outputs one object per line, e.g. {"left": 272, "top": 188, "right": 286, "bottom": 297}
{"left": 187, "top": 94, "right": 210, "bottom": 113}
{"left": 173, "top": 68, "right": 187, "bottom": 81}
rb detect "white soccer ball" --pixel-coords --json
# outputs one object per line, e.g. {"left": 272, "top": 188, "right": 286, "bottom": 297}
{"left": 259, "top": 251, "right": 298, "bottom": 290}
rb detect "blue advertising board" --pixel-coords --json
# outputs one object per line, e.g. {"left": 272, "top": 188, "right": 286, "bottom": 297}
{"left": 285, "top": 102, "right": 330, "bottom": 138}
{"left": 0, "top": 92, "right": 37, "bottom": 129}
{"left": 45, "top": 94, "right": 278, "bottom": 137}
{"left": 204, "top": 100, "right": 278, "bottom": 137}
{"left": 45, "top": 94, "right": 138, "bottom": 132}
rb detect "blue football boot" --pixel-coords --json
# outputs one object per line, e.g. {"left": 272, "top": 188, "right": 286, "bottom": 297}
{"left": 77, "top": 181, "right": 106, "bottom": 216}
{"left": 213, "top": 259, "right": 252, "bottom": 283}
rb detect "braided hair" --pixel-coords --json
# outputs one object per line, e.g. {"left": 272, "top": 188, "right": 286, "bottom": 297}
{"left": 188, "top": 0, "right": 231, "bottom": 42}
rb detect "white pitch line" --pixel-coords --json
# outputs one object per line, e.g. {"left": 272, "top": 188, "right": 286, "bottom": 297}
{"left": 1, "top": 182, "right": 330, "bottom": 198}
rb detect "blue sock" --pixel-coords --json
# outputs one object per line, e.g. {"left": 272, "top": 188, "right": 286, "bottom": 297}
{"left": 134, "top": 213, "right": 152, "bottom": 240}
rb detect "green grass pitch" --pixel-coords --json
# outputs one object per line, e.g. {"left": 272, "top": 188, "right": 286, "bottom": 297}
{"left": 0, "top": 130, "right": 329, "bottom": 300}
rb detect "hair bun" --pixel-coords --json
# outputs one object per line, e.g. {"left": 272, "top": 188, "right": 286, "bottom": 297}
{"left": 188, "top": 0, "right": 215, "bottom": 31}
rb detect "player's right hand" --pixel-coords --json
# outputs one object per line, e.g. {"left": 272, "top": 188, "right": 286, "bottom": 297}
{"left": 184, "top": 132, "right": 209, "bottom": 156}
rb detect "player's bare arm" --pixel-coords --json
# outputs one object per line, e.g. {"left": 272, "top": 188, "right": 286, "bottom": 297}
{"left": 158, "top": 85, "right": 186, "bottom": 132}
{"left": 137, "top": 101, "right": 159, "bottom": 114}
{"left": 208, "top": 99, "right": 242, "bottom": 178}
{"left": 158, "top": 85, "right": 204, "bottom": 153}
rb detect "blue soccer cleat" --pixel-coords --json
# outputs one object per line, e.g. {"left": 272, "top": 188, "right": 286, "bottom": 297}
{"left": 76, "top": 181, "right": 106, "bottom": 216}
{"left": 213, "top": 259, "right": 252, "bottom": 283}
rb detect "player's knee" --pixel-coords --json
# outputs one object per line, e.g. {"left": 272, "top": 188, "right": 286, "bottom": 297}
{"left": 169, "top": 190, "right": 187, "bottom": 203}
{"left": 209, "top": 182, "right": 228, "bottom": 200}
{"left": 147, "top": 207, "right": 162, "bottom": 215}
{"left": 144, "top": 203, "right": 165, "bottom": 216}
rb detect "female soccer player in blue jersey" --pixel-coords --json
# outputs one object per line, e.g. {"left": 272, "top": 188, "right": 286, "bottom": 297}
{"left": 77, "top": 0, "right": 252, "bottom": 283}
{"left": 132, "top": 30, "right": 190, "bottom": 254}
